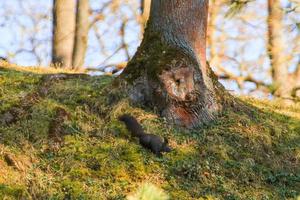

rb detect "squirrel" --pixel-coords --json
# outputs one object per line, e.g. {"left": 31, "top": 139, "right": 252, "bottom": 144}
{"left": 118, "top": 114, "right": 171, "bottom": 157}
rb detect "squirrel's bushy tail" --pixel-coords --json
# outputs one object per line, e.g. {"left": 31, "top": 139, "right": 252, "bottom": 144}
{"left": 118, "top": 114, "right": 144, "bottom": 137}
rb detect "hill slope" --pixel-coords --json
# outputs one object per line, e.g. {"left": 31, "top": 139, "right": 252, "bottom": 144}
{"left": 0, "top": 65, "right": 299, "bottom": 199}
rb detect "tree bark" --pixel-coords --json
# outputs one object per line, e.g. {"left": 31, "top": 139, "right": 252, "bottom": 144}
{"left": 207, "top": 0, "right": 223, "bottom": 69}
{"left": 141, "top": 0, "right": 151, "bottom": 26}
{"left": 267, "top": 0, "right": 291, "bottom": 97}
{"left": 293, "top": 59, "right": 300, "bottom": 98}
{"left": 293, "top": 36, "right": 300, "bottom": 98}
{"left": 52, "top": 0, "right": 76, "bottom": 68}
{"left": 72, "top": 0, "right": 90, "bottom": 70}
{"left": 267, "top": 0, "right": 300, "bottom": 100}
{"left": 120, "top": 0, "right": 229, "bottom": 128}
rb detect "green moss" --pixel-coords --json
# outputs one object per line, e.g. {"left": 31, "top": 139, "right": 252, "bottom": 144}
{"left": 0, "top": 184, "right": 26, "bottom": 199}
{"left": 0, "top": 69, "right": 40, "bottom": 112}
{"left": 122, "top": 31, "right": 187, "bottom": 83}
{"left": 0, "top": 66, "right": 299, "bottom": 199}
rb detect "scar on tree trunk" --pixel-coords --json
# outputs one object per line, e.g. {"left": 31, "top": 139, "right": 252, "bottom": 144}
{"left": 118, "top": 0, "right": 234, "bottom": 128}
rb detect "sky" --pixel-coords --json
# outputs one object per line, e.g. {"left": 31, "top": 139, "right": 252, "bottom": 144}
{"left": 0, "top": 0, "right": 299, "bottom": 97}
{"left": 0, "top": 0, "right": 141, "bottom": 67}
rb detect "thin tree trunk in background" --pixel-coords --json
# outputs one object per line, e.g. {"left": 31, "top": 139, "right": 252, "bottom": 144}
{"left": 52, "top": 0, "right": 76, "bottom": 68}
{"left": 207, "top": 0, "right": 222, "bottom": 68}
{"left": 141, "top": 0, "right": 151, "bottom": 26}
{"left": 293, "top": 59, "right": 300, "bottom": 98}
{"left": 296, "top": 60, "right": 300, "bottom": 85}
{"left": 294, "top": 34, "right": 300, "bottom": 97}
{"left": 267, "top": 0, "right": 291, "bottom": 97}
{"left": 72, "top": 0, "right": 90, "bottom": 70}
{"left": 120, "top": 0, "right": 230, "bottom": 128}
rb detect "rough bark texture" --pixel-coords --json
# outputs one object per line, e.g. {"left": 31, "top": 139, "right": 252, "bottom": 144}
{"left": 120, "top": 0, "right": 229, "bottom": 128}
{"left": 52, "top": 0, "right": 76, "bottom": 68}
{"left": 72, "top": 0, "right": 90, "bottom": 70}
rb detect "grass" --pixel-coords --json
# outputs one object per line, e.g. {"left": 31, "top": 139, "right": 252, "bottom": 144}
{"left": 0, "top": 64, "right": 299, "bottom": 199}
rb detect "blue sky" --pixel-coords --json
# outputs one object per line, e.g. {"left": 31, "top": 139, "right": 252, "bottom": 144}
{"left": 0, "top": 0, "right": 140, "bottom": 67}
{"left": 0, "top": 0, "right": 299, "bottom": 97}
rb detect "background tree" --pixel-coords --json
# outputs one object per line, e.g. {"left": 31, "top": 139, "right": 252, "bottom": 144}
{"left": 0, "top": 0, "right": 299, "bottom": 99}
{"left": 120, "top": 0, "right": 230, "bottom": 128}
{"left": 140, "top": 0, "right": 151, "bottom": 26}
{"left": 0, "top": 1, "right": 52, "bottom": 66}
{"left": 52, "top": 0, "right": 76, "bottom": 68}
{"left": 72, "top": 0, "right": 90, "bottom": 70}
{"left": 267, "top": 0, "right": 300, "bottom": 99}
{"left": 207, "top": 0, "right": 225, "bottom": 72}
{"left": 267, "top": 0, "right": 289, "bottom": 98}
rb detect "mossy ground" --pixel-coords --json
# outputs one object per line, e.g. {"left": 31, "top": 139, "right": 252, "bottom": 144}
{"left": 0, "top": 64, "right": 299, "bottom": 200}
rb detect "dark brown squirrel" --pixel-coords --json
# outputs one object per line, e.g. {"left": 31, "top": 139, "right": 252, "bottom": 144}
{"left": 118, "top": 114, "right": 171, "bottom": 157}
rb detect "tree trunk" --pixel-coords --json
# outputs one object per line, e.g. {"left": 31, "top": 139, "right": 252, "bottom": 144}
{"left": 207, "top": 0, "right": 223, "bottom": 69}
{"left": 120, "top": 0, "right": 229, "bottom": 128}
{"left": 52, "top": 0, "right": 76, "bottom": 68}
{"left": 293, "top": 60, "right": 300, "bottom": 98}
{"left": 72, "top": 0, "right": 90, "bottom": 70}
{"left": 267, "top": 0, "right": 292, "bottom": 98}
{"left": 292, "top": 35, "right": 300, "bottom": 98}
{"left": 141, "top": 0, "right": 151, "bottom": 26}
